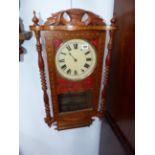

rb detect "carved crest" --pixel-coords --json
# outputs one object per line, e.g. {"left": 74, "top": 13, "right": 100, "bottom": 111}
{"left": 44, "top": 9, "right": 106, "bottom": 26}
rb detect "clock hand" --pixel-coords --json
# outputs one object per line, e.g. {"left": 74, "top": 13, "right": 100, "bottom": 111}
{"left": 68, "top": 52, "right": 77, "bottom": 62}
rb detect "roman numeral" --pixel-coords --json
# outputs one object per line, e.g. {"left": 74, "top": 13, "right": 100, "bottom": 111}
{"left": 85, "top": 51, "right": 90, "bottom": 55}
{"left": 61, "top": 64, "right": 67, "bottom": 70}
{"left": 84, "top": 63, "right": 90, "bottom": 68}
{"left": 74, "top": 70, "right": 77, "bottom": 75}
{"left": 86, "top": 58, "right": 92, "bottom": 61}
{"left": 66, "top": 45, "right": 71, "bottom": 51}
{"left": 61, "top": 52, "right": 66, "bottom": 55}
{"left": 59, "top": 59, "right": 65, "bottom": 63}
{"left": 67, "top": 69, "right": 71, "bottom": 75}
{"left": 73, "top": 43, "right": 78, "bottom": 49}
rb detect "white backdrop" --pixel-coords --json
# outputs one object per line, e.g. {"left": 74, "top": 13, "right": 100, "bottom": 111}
{"left": 19, "top": 1, "right": 114, "bottom": 155}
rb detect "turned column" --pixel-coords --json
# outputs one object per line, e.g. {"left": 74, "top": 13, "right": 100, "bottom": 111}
{"left": 99, "top": 17, "right": 116, "bottom": 117}
{"left": 32, "top": 11, "right": 53, "bottom": 127}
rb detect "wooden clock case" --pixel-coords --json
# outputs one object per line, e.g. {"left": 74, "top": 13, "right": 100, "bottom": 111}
{"left": 30, "top": 9, "right": 116, "bottom": 130}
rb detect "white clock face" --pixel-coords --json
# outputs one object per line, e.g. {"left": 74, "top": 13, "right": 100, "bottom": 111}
{"left": 55, "top": 39, "right": 97, "bottom": 81}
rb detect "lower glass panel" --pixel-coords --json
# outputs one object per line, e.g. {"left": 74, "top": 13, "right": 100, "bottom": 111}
{"left": 58, "top": 90, "right": 93, "bottom": 113}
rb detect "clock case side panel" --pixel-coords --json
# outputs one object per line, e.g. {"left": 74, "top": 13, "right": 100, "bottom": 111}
{"left": 43, "top": 30, "right": 106, "bottom": 130}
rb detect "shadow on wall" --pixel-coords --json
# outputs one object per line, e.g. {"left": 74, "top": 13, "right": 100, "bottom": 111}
{"left": 99, "top": 118, "right": 127, "bottom": 155}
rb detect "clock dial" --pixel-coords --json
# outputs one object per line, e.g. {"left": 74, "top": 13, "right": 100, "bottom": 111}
{"left": 55, "top": 39, "right": 97, "bottom": 81}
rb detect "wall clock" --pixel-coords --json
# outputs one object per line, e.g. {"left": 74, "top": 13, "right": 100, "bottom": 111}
{"left": 30, "top": 9, "right": 116, "bottom": 130}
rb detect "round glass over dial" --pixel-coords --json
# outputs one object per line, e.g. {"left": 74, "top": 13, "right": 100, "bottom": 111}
{"left": 55, "top": 39, "right": 97, "bottom": 81}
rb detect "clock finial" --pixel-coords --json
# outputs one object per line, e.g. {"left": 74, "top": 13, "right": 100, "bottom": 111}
{"left": 110, "top": 15, "right": 116, "bottom": 27}
{"left": 32, "top": 10, "right": 39, "bottom": 25}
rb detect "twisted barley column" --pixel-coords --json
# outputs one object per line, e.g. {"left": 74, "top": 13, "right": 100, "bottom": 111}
{"left": 99, "top": 17, "right": 116, "bottom": 118}
{"left": 34, "top": 30, "right": 53, "bottom": 127}
{"left": 32, "top": 11, "right": 53, "bottom": 127}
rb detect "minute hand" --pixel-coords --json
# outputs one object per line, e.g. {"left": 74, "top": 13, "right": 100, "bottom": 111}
{"left": 68, "top": 52, "right": 77, "bottom": 62}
